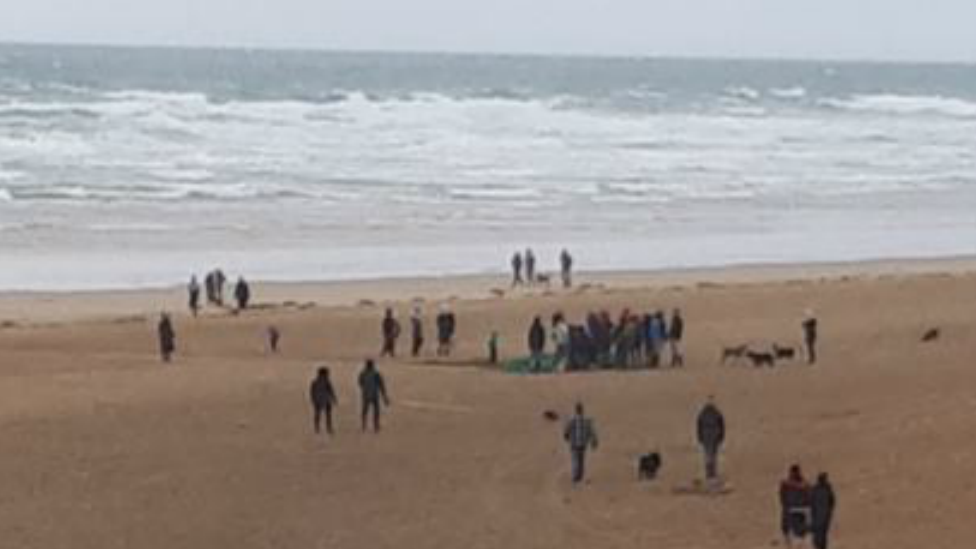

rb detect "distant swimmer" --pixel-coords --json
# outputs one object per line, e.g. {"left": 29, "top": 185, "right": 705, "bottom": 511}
{"left": 563, "top": 402, "right": 598, "bottom": 484}
{"left": 381, "top": 308, "right": 401, "bottom": 358}
{"left": 188, "top": 275, "right": 201, "bottom": 317}
{"left": 309, "top": 367, "right": 338, "bottom": 436}
{"left": 696, "top": 396, "right": 725, "bottom": 482}
{"left": 358, "top": 359, "right": 390, "bottom": 433}
{"left": 157, "top": 313, "right": 176, "bottom": 363}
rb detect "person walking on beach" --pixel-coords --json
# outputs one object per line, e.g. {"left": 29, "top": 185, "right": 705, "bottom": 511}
{"left": 810, "top": 472, "right": 836, "bottom": 549}
{"left": 188, "top": 275, "right": 201, "bottom": 317}
{"left": 669, "top": 308, "right": 685, "bottom": 367}
{"left": 560, "top": 249, "right": 574, "bottom": 289}
{"left": 309, "top": 367, "right": 338, "bottom": 435}
{"left": 358, "top": 360, "right": 390, "bottom": 432}
{"left": 696, "top": 397, "right": 726, "bottom": 482}
{"left": 157, "top": 313, "right": 176, "bottom": 363}
{"left": 528, "top": 316, "right": 547, "bottom": 372}
{"left": 563, "top": 402, "right": 598, "bottom": 484}
{"left": 803, "top": 311, "right": 819, "bottom": 364}
{"left": 436, "top": 306, "right": 456, "bottom": 357}
{"left": 410, "top": 306, "right": 424, "bottom": 357}
{"left": 525, "top": 248, "right": 536, "bottom": 285}
{"left": 380, "top": 308, "right": 401, "bottom": 358}
{"left": 779, "top": 464, "right": 812, "bottom": 546}
{"left": 511, "top": 252, "right": 524, "bottom": 287}
{"left": 234, "top": 277, "right": 251, "bottom": 311}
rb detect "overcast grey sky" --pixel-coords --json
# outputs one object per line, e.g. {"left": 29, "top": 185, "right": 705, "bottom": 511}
{"left": 2, "top": 0, "right": 974, "bottom": 62}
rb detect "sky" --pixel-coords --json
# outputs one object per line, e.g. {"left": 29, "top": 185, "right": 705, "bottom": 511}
{"left": 1, "top": 0, "right": 975, "bottom": 63}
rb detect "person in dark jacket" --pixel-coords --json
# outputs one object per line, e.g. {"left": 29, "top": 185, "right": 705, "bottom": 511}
{"left": 525, "top": 248, "right": 536, "bottom": 284}
{"left": 810, "top": 472, "right": 836, "bottom": 549}
{"left": 669, "top": 308, "right": 685, "bottom": 367}
{"left": 696, "top": 397, "right": 725, "bottom": 481}
{"left": 803, "top": 311, "right": 818, "bottom": 364}
{"left": 410, "top": 306, "right": 424, "bottom": 357}
{"left": 358, "top": 360, "right": 390, "bottom": 432}
{"left": 380, "top": 308, "right": 401, "bottom": 358}
{"left": 528, "top": 316, "right": 546, "bottom": 372}
{"left": 435, "top": 306, "right": 456, "bottom": 357}
{"left": 309, "top": 367, "right": 338, "bottom": 435}
{"left": 214, "top": 269, "right": 226, "bottom": 306}
{"left": 188, "top": 275, "right": 201, "bottom": 317}
{"left": 560, "top": 249, "right": 573, "bottom": 288}
{"left": 234, "top": 277, "right": 251, "bottom": 311}
{"left": 511, "top": 252, "right": 524, "bottom": 287}
{"left": 780, "top": 464, "right": 812, "bottom": 544}
{"left": 563, "top": 402, "right": 598, "bottom": 484}
{"left": 157, "top": 313, "right": 176, "bottom": 363}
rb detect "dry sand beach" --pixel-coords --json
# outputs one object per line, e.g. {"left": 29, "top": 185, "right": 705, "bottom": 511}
{"left": 1, "top": 259, "right": 975, "bottom": 549}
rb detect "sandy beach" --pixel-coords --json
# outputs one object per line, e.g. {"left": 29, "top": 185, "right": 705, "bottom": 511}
{"left": 2, "top": 258, "right": 975, "bottom": 549}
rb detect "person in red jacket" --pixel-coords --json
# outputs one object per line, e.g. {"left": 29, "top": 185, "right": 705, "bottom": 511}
{"left": 780, "top": 464, "right": 812, "bottom": 546}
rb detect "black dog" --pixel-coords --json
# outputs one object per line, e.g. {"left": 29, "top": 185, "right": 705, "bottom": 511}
{"left": 746, "top": 351, "right": 776, "bottom": 368}
{"left": 921, "top": 328, "right": 941, "bottom": 343}
{"left": 772, "top": 344, "right": 796, "bottom": 360}
{"left": 637, "top": 452, "right": 662, "bottom": 480}
{"left": 720, "top": 345, "right": 749, "bottom": 364}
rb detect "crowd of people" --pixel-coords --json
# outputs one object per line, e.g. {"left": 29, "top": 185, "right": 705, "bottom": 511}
{"left": 525, "top": 308, "right": 685, "bottom": 372}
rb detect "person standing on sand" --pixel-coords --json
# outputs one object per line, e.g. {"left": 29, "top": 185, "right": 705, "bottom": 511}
{"left": 560, "top": 249, "right": 573, "bottom": 288}
{"left": 696, "top": 397, "right": 725, "bottom": 481}
{"left": 669, "top": 308, "right": 685, "bottom": 367}
{"left": 358, "top": 360, "right": 390, "bottom": 433}
{"left": 234, "top": 277, "right": 251, "bottom": 311}
{"left": 188, "top": 275, "right": 201, "bottom": 317}
{"left": 810, "top": 472, "right": 836, "bottom": 549}
{"left": 528, "top": 316, "right": 546, "bottom": 372}
{"left": 511, "top": 252, "right": 524, "bottom": 287}
{"left": 779, "top": 464, "right": 812, "bottom": 546}
{"left": 309, "top": 367, "right": 338, "bottom": 435}
{"left": 410, "top": 306, "right": 424, "bottom": 357}
{"left": 380, "top": 308, "right": 401, "bottom": 358}
{"left": 525, "top": 248, "right": 536, "bottom": 285}
{"left": 803, "top": 311, "right": 819, "bottom": 364}
{"left": 436, "top": 306, "right": 456, "bottom": 357}
{"left": 563, "top": 402, "right": 598, "bottom": 484}
{"left": 157, "top": 313, "right": 176, "bottom": 363}
{"left": 214, "top": 269, "right": 227, "bottom": 306}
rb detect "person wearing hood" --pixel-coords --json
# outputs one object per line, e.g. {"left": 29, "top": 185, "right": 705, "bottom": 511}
{"left": 380, "top": 308, "right": 401, "bottom": 358}
{"left": 779, "top": 464, "right": 812, "bottom": 545}
{"left": 234, "top": 276, "right": 250, "bottom": 311}
{"left": 528, "top": 316, "right": 546, "bottom": 372}
{"left": 309, "top": 367, "right": 338, "bottom": 435}
{"left": 157, "top": 313, "right": 176, "bottom": 363}
{"left": 810, "top": 472, "right": 836, "bottom": 549}
{"left": 358, "top": 360, "right": 390, "bottom": 433}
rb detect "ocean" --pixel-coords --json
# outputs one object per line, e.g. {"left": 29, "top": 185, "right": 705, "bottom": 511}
{"left": 1, "top": 43, "right": 974, "bottom": 290}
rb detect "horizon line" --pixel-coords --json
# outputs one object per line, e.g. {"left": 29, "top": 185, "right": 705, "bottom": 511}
{"left": 2, "top": 39, "right": 974, "bottom": 68}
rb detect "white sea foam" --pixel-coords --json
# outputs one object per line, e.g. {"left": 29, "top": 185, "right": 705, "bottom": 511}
{"left": 821, "top": 94, "right": 976, "bottom": 118}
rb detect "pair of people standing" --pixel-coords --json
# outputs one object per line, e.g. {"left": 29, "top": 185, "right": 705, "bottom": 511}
{"left": 309, "top": 360, "right": 391, "bottom": 435}
{"left": 780, "top": 465, "right": 837, "bottom": 549}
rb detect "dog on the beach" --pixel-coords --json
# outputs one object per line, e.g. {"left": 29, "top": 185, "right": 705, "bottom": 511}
{"left": 772, "top": 344, "right": 796, "bottom": 361}
{"left": 720, "top": 345, "right": 749, "bottom": 364}
{"left": 542, "top": 410, "right": 560, "bottom": 422}
{"left": 746, "top": 350, "right": 776, "bottom": 368}
{"left": 535, "top": 273, "right": 552, "bottom": 287}
{"left": 921, "top": 328, "right": 941, "bottom": 343}
{"left": 637, "top": 452, "right": 663, "bottom": 481}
